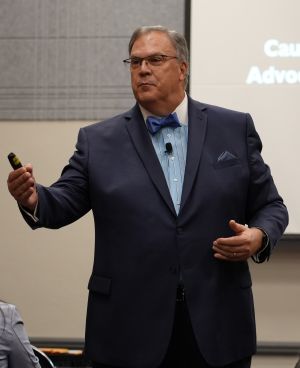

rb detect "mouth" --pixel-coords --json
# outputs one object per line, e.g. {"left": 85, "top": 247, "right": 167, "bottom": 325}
{"left": 137, "top": 81, "right": 155, "bottom": 87}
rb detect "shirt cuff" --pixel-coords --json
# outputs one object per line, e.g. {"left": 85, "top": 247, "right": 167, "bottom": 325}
{"left": 251, "top": 227, "right": 270, "bottom": 263}
{"left": 20, "top": 200, "right": 39, "bottom": 223}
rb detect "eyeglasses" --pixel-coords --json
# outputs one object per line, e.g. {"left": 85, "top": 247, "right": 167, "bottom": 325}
{"left": 123, "top": 54, "right": 178, "bottom": 69}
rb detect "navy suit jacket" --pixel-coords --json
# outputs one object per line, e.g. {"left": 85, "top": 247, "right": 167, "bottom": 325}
{"left": 25, "top": 97, "right": 288, "bottom": 367}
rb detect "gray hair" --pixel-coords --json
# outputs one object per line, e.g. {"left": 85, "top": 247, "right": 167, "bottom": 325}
{"left": 128, "top": 25, "right": 189, "bottom": 87}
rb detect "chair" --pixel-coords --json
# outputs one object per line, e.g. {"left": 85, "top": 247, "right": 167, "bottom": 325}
{"left": 31, "top": 346, "right": 55, "bottom": 368}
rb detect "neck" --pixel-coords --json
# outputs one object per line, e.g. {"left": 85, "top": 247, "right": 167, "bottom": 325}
{"left": 140, "top": 91, "right": 185, "bottom": 117}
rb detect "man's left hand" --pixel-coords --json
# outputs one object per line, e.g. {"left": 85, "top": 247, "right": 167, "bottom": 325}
{"left": 212, "top": 220, "right": 264, "bottom": 261}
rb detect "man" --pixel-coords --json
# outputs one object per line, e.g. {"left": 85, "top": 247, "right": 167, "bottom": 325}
{"left": 7, "top": 26, "right": 288, "bottom": 368}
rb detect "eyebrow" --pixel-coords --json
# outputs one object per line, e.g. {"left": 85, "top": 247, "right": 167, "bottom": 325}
{"left": 130, "top": 53, "right": 166, "bottom": 58}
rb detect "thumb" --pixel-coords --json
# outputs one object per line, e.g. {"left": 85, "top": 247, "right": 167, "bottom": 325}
{"left": 228, "top": 219, "right": 247, "bottom": 234}
{"left": 24, "top": 163, "right": 36, "bottom": 180}
{"left": 25, "top": 163, "right": 33, "bottom": 173}
{"left": 24, "top": 163, "right": 37, "bottom": 186}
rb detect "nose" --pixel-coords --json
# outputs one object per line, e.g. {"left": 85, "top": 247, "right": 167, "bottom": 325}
{"left": 139, "top": 59, "right": 151, "bottom": 73}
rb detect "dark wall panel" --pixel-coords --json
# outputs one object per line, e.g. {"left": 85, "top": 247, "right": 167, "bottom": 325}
{"left": 0, "top": 0, "right": 185, "bottom": 120}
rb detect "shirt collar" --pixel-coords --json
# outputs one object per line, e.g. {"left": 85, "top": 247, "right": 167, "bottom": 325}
{"left": 139, "top": 93, "right": 188, "bottom": 126}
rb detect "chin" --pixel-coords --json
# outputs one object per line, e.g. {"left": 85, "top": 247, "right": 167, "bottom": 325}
{"left": 136, "top": 93, "right": 157, "bottom": 105}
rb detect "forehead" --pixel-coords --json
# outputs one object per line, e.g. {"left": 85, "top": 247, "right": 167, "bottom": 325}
{"left": 131, "top": 31, "right": 175, "bottom": 56}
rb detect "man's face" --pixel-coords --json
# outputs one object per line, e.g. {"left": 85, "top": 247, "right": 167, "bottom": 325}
{"left": 129, "top": 31, "right": 187, "bottom": 114}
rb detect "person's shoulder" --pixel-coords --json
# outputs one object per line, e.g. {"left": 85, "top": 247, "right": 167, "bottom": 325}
{"left": 81, "top": 105, "right": 137, "bottom": 133}
{"left": 0, "top": 302, "right": 19, "bottom": 335}
{"left": 189, "top": 96, "right": 247, "bottom": 117}
{"left": 0, "top": 302, "right": 20, "bottom": 321}
{"left": 0, "top": 302, "right": 8, "bottom": 336}
{"left": 0, "top": 302, "right": 16, "bottom": 315}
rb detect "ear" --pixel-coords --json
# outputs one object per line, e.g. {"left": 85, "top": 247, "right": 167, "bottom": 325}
{"left": 178, "top": 61, "right": 188, "bottom": 82}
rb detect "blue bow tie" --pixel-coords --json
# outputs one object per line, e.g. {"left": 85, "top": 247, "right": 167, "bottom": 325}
{"left": 146, "top": 113, "right": 181, "bottom": 135}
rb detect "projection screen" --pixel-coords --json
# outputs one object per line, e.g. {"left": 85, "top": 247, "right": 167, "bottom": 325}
{"left": 190, "top": 0, "right": 299, "bottom": 234}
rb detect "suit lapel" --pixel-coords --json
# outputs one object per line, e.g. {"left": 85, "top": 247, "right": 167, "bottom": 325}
{"left": 180, "top": 98, "right": 208, "bottom": 212}
{"left": 125, "top": 105, "right": 177, "bottom": 216}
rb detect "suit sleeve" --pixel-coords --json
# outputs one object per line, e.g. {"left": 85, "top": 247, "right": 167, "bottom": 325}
{"left": 21, "top": 127, "right": 91, "bottom": 230}
{"left": 245, "top": 113, "right": 288, "bottom": 261}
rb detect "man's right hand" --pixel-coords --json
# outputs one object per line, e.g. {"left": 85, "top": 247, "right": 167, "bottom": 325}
{"left": 7, "top": 164, "right": 38, "bottom": 212}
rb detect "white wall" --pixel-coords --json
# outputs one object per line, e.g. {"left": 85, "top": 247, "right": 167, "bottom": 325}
{"left": 1, "top": 121, "right": 299, "bottom": 342}
{"left": 1, "top": 121, "right": 94, "bottom": 338}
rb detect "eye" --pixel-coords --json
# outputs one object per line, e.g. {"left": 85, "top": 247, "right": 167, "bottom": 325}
{"left": 131, "top": 58, "right": 141, "bottom": 66}
{"left": 148, "top": 55, "right": 164, "bottom": 65}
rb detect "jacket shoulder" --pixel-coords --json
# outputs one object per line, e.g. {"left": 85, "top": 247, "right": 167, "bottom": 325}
{"left": 188, "top": 96, "right": 248, "bottom": 117}
{"left": 81, "top": 105, "right": 137, "bottom": 134}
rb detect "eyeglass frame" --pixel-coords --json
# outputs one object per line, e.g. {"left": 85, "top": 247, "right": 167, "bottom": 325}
{"left": 123, "top": 54, "right": 179, "bottom": 69}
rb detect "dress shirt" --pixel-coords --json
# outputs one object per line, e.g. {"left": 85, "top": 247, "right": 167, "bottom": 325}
{"left": 140, "top": 94, "right": 188, "bottom": 214}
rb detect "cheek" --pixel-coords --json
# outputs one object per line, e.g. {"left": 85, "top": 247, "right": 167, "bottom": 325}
{"left": 130, "top": 73, "right": 136, "bottom": 85}
{"left": 158, "top": 68, "right": 180, "bottom": 86}
{"left": 158, "top": 76, "right": 176, "bottom": 92}
{"left": 130, "top": 74, "right": 139, "bottom": 93}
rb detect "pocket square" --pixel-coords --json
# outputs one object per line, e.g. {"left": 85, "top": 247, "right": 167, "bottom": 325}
{"left": 217, "top": 150, "right": 238, "bottom": 162}
{"left": 214, "top": 150, "right": 240, "bottom": 169}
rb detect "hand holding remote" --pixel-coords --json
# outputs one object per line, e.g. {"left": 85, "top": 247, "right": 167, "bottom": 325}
{"left": 7, "top": 153, "right": 38, "bottom": 211}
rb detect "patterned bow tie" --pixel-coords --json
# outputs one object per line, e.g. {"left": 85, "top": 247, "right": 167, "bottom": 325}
{"left": 146, "top": 113, "right": 181, "bottom": 135}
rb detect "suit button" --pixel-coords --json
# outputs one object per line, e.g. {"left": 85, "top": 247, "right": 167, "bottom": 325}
{"left": 176, "top": 226, "right": 183, "bottom": 234}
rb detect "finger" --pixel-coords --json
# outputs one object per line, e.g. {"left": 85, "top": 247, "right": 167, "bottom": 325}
{"left": 213, "top": 244, "right": 249, "bottom": 259}
{"left": 213, "top": 251, "right": 247, "bottom": 262}
{"left": 214, "top": 220, "right": 248, "bottom": 246}
{"left": 214, "top": 235, "right": 245, "bottom": 247}
{"left": 7, "top": 167, "right": 27, "bottom": 183}
{"left": 24, "top": 163, "right": 33, "bottom": 174}
{"left": 213, "top": 235, "right": 251, "bottom": 254}
{"left": 213, "top": 243, "right": 249, "bottom": 255}
{"left": 8, "top": 173, "right": 35, "bottom": 199}
{"left": 8, "top": 163, "right": 34, "bottom": 182}
{"left": 228, "top": 219, "right": 247, "bottom": 234}
{"left": 8, "top": 170, "right": 33, "bottom": 191}
{"left": 14, "top": 181, "right": 35, "bottom": 200}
